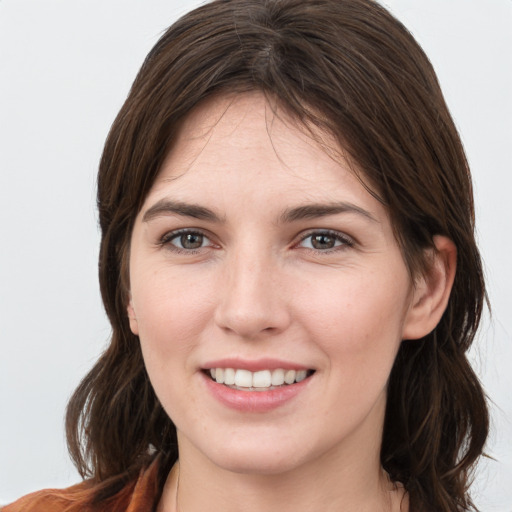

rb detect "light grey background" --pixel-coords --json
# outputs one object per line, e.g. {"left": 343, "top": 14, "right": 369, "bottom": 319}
{"left": 1, "top": 1, "right": 511, "bottom": 509}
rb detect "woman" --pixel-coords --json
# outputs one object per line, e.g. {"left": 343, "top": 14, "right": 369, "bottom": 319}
{"left": 4, "top": 0, "right": 489, "bottom": 510}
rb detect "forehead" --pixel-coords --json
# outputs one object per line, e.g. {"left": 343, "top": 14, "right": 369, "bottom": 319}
{"left": 170, "top": 94, "right": 337, "bottom": 167}
{"left": 147, "top": 92, "right": 377, "bottom": 208}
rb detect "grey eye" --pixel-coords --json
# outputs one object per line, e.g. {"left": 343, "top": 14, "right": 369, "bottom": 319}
{"left": 169, "top": 232, "right": 210, "bottom": 250}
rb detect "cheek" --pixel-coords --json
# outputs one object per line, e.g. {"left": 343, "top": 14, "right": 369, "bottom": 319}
{"left": 296, "top": 267, "right": 411, "bottom": 364}
{"left": 131, "top": 267, "right": 215, "bottom": 423}
{"left": 131, "top": 265, "right": 215, "bottom": 361}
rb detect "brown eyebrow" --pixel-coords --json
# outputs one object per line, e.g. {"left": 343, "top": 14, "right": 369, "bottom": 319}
{"left": 142, "top": 199, "right": 224, "bottom": 223}
{"left": 143, "top": 199, "right": 377, "bottom": 225}
{"left": 279, "top": 202, "right": 378, "bottom": 224}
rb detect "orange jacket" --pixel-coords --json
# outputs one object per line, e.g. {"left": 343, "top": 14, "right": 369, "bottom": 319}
{"left": 2, "top": 458, "right": 159, "bottom": 512}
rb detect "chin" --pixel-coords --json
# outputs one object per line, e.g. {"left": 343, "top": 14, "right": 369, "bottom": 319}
{"left": 210, "top": 450, "right": 305, "bottom": 476}
{"left": 200, "top": 431, "right": 320, "bottom": 476}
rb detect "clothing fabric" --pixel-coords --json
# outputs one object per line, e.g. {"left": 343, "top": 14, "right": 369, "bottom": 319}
{"left": 2, "top": 458, "right": 160, "bottom": 512}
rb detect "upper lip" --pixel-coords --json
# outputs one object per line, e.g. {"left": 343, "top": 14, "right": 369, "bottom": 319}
{"left": 202, "top": 358, "right": 311, "bottom": 372}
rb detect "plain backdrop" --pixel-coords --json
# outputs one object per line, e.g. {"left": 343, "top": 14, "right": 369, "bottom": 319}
{"left": 1, "top": 0, "right": 511, "bottom": 509}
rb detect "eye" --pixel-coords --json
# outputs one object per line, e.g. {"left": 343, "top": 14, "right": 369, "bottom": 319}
{"left": 161, "top": 230, "right": 213, "bottom": 252}
{"left": 298, "top": 231, "right": 353, "bottom": 251}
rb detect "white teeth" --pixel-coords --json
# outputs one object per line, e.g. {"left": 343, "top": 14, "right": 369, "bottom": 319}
{"left": 271, "top": 368, "right": 285, "bottom": 386}
{"left": 208, "top": 367, "right": 311, "bottom": 388}
{"left": 284, "top": 369, "right": 296, "bottom": 384}
{"left": 235, "top": 369, "right": 253, "bottom": 387}
{"left": 224, "top": 367, "right": 236, "bottom": 385}
{"left": 252, "top": 370, "right": 271, "bottom": 388}
{"left": 215, "top": 368, "right": 224, "bottom": 384}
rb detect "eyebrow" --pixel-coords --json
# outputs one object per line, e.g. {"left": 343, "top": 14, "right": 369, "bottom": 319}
{"left": 142, "top": 199, "right": 224, "bottom": 223}
{"left": 279, "top": 202, "right": 378, "bottom": 224}
{"left": 142, "top": 199, "right": 377, "bottom": 224}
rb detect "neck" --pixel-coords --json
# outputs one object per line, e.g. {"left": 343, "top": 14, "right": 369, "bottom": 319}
{"left": 158, "top": 434, "right": 408, "bottom": 512}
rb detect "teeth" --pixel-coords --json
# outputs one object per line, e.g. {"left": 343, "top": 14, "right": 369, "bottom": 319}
{"left": 284, "top": 369, "right": 296, "bottom": 384}
{"left": 224, "top": 367, "right": 236, "bottom": 385}
{"left": 234, "top": 369, "right": 252, "bottom": 387}
{"left": 253, "top": 370, "right": 271, "bottom": 388}
{"left": 207, "top": 367, "right": 311, "bottom": 389}
{"left": 215, "top": 368, "right": 224, "bottom": 384}
{"left": 271, "top": 368, "right": 285, "bottom": 386}
{"left": 295, "top": 370, "right": 307, "bottom": 382}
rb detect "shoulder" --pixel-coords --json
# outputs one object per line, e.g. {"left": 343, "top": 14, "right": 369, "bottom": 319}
{"left": 2, "top": 456, "right": 162, "bottom": 512}
{"left": 1, "top": 482, "right": 94, "bottom": 512}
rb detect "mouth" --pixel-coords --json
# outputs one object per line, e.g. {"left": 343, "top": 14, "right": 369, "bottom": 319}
{"left": 204, "top": 367, "right": 315, "bottom": 391}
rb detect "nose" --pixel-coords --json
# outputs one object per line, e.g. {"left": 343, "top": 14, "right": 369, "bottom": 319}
{"left": 214, "top": 248, "right": 291, "bottom": 339}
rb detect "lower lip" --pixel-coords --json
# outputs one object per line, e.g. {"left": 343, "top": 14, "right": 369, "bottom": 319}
{"left": 202, "top": 372, "right": 312, "bottom": 412}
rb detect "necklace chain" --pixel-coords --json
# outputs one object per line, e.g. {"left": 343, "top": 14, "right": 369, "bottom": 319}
{"left": 172, "top": 466, "right": 404, "bottom": 512}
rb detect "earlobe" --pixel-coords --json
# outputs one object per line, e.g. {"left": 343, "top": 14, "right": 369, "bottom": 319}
{"left": 402, "top": 235, "right": 457, "bottom": 340}
{"left": 127, "top": 296, "right": 139, "bottom": 335}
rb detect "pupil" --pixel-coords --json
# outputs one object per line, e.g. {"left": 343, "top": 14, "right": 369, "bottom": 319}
{"left": 181, "top": 233, "right": 203, "bottom": 249}
{"left": 312, "top": 234, "right": 334, "bottom": 249}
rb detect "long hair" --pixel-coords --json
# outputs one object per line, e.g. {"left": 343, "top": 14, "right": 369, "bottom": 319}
{"left": 66, "top": 1, "right": 489, "bottom": 510}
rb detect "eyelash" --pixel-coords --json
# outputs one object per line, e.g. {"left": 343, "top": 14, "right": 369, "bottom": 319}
{"left": 296, "top": 230, "right": 354, "bottom": 253}
{"left": 158, "top": 229, "right": 354, "bottom": 254}
{"left": 159, "top": 229, "right": 215, "bottom": 254}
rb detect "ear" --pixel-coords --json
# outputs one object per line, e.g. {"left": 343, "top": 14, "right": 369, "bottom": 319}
{"left": 402, "top": 235, "right": 457, "bottom": 340}
{"left": 126, "top": 295, "right": 139, "bottom": 335}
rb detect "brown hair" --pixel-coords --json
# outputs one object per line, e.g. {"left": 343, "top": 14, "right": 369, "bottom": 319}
{"left": 66, "top": 0, "right": 489, "bottom": 510}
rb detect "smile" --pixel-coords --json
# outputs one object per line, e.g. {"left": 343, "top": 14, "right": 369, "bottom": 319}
{"left": 207, "top": 368, "right": 314, "bottom": 390}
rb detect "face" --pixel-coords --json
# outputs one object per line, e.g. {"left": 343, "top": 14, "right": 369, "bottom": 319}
{"left": 127, "top": 92, "right": 421, "bottom": 476}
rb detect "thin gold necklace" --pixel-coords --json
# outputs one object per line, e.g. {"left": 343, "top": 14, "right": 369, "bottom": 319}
{"left": 173, "top": 466, "right": 405, "bottom": 512}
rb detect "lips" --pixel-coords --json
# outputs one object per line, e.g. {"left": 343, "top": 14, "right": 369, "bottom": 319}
{"left": 201, "top": 359, "right": 315, "bottom": 411}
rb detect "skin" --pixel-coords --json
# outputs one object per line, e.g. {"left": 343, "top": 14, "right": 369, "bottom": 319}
{"left": 127, "top": 92, "right": 456, "bottom": 512}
